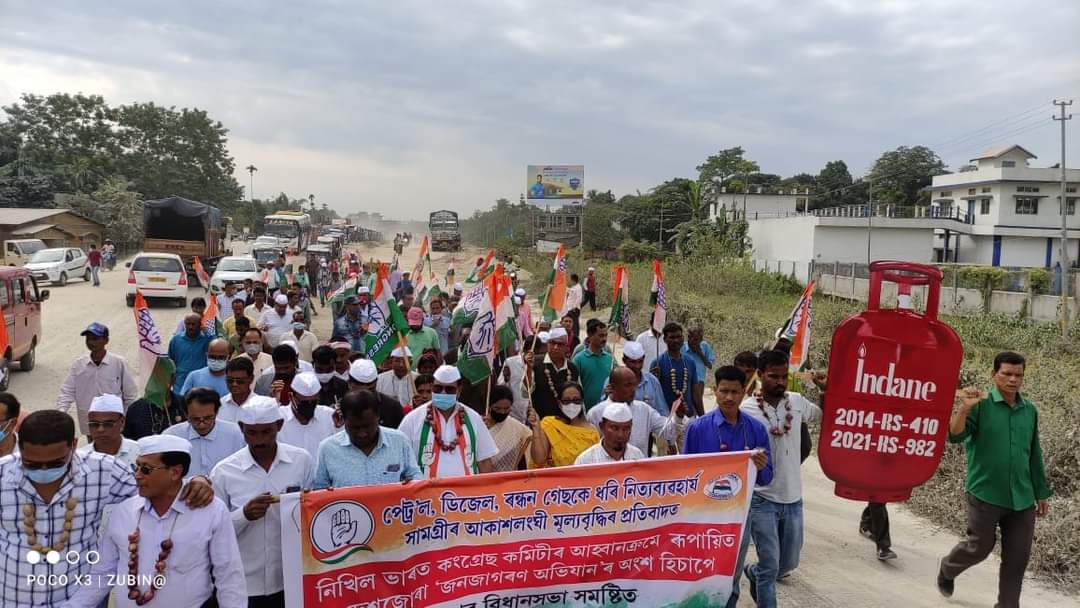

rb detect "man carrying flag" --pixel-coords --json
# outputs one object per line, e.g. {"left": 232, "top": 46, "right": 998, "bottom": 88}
{"left": 457, "top": 266, "right": 518, "bottom": 385}
{"left": 541, "top": 243, "right": 568, "bottom": 324}
{"left": 363, "top": 263, "right": 411, "bottom": 367}
{"left": 125, "top": 291, "right": 185, "bottom": 437}
{"left": 609, "top": 265, "right": 631, "bottom": 338}
{"left": 635, "top": 259, "right": 667, "bottom": 372}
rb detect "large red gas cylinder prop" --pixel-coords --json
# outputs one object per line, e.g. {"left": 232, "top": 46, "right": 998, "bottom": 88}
{"left": 819, "top": 261, "right": 963, "bottom": 502}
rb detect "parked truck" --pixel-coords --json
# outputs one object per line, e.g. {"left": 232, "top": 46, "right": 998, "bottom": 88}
{"left": 143, "top": 196, "right": 228, "bottom": 279}
{"left": 429, "top": 210, "right": 461, "bottom": 251}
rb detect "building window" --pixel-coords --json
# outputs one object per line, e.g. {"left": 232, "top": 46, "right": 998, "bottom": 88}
{"left": 1015, "top": 197, "right": 1039, "bottom": 215}
{"left": 968, "top": 188, "right": 976, "bottom": 195}
{"left": 1068, "top": 186, "right": 1077, "bottom": 193}
{"left": 1060, "top": 198, "right": 1078, "bottom": 215}
{"left": 796, "top": 197, "right": 807, "bottom": 206}
{"left": 939, "top": 190, "right": 952, "bottom": 198}
{"left": 980, "top": 199, "right": 991, "bottom": 214}
{"left": 1016, "top": 186, "right": 1041, "bottom": 193}
{"left": 1001, "top": 160, "right": 1016, "bottom": 168}
{"left": 981, "top": 187, "right": 992, "bottom": 193}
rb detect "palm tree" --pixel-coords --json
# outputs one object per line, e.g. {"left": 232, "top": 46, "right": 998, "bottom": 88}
{"left": 245, "top": 165, "right": 258, "bottom": 200}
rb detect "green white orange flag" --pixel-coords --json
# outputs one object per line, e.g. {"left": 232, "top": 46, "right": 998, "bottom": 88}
{"left": 200, "top": 294, "right": 225, "bottom": 337}
{"left": 193, "top": 256, "right": 211, "bottom": 291}
{"left": 464, "top": 249, "right": 496, "bottom": 284}
{"left": 364, "top": 263, "right": 410, "bottom": 366}
{"left": 649, "top": 259, "right": 667, "bottom": 334}
{"left": 780, "top": 280, "right": 815, "bottom": 372}
{"left": 133, "top": 290, "right": 176, "bottom": 407}
{"left": 410, "top": 236, "right": 430, "bottom": 288}
{"left": 609, "top": 265, "right": 631, "bottom": 338}
{"left": 458, "top": 266, "right": 518, "bottom": 383}
{"left": 541, "top": 243, "right": 568, "bottom": 323}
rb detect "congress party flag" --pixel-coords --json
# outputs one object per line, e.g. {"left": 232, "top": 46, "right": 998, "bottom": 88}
{"left": 364, "top": 263, "right": 410, "bottom": 366}
{"left": 200, "top": 293, "right": 224, "bottom": 337}
{"left": 650, "top": 259, "right": 667, "bottom": 335}
{"left": 541, "top": 243, "right": 568, "bottom": 323}
{"left": 464, "top": 249, "right": 496, "bottom": 285}
{"left": 193, "top": 256, "right": 211, "bottom": 291}
{"left": 781, "top": 280, "right": 815, "bottom": 373}
{"left": 609, "top": 265, "right": 631, "bottom": 338}
{"left": 458, "top": 266, "right": 517, "bottom": 383}
{"left": 132, "top": 290, "right": 176, "bottom": 408}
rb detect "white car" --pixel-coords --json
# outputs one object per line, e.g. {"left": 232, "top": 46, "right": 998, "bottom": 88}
{"left": 24, "top": 247, "right": 91, "bottom": 286}
{"left": 125, "top": 252, "right": 188, "bottom": 307}
{"left": 209, "top": 256, "right": 259, "bottom": 290}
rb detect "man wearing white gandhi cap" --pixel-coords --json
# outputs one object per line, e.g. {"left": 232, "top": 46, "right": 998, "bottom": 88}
{"left": 210, "top": 403, "right": 313, "bottom": 607}
{"left": 396, "top": 365, "right": 498, "bottom": 478}
{"left": 66, "top": 434, "right": 247, "bottom": 608}
{"left": 77, "top": 394, "right": 140, "bottom": 468}
{"left": 574, "top": 401, "right": 646, "bottom": 465}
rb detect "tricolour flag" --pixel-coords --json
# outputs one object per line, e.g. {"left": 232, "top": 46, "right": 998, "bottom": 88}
{"left": 451, "top": 281, "right": 487, "bottom": 327}
{"left": 464, "top": 249, "right": 496, "bottom": 284}
{"left": 781, "top": 280, "right": 816, "bottom": 372}
{"left": 364, "top": 263, "right": 410, "bottom": 366}
{"left": 650, "top": 259, "right": 667, "bottom": 334}
{"left": 133, "top": 290, "right": 176, "bottom": 407}
{"left": 609, "top": 265, "right": 631, "bottom": 338}
{"left": 328, "top": 276, "right": 358, "bottom": 306}
{"left": 193, "top": 256, "right": 210, "bottom": 291}
{"left": 458, "top": 266, "right": 518, "bottom": 383}
{"left": 411, "top": 236, "right": 430, "bottom": 284}
{"left": 541, "top": 243, "right": 568, "bottom": 323}
{"left": 201, "top": 294, "right": 225, "bottom": 337}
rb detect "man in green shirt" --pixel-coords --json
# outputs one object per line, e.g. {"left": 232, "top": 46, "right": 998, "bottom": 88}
{"left": 572, "top": 319, "right": 613, "bottom": 411}
{"left": 404, "top": 307, "right": 440, "bottom": 369}
{"left": 938, "top": 351, "right": 1051, "bottom": 608}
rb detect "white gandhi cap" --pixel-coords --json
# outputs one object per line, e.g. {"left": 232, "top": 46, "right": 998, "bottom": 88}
{"left": 137, "top": 435, "right": 191, "bottom": 456}
{"left": 602, "top": 402, "right": 633, "bottom": 423}
{"left": 433, "top": 364, "right": 461, "bottom": 384}
{"left": 621, "top": 340, "right": 645, "bottom": 361}
{"left": 349, "top": 359, "right": 378, "bottom": 383}
{"left": 537, "top": 331, "right": 551, "bottom": 344}
{"left": 290, "top": 372, "right": 322, "bottom": 397}
{"left": 238, "top": 403, "right": 285, "bottom": 425}
{"left": 274, "top": 294, "right": 289, "bottom": 305}
{"left": 548, "top": 327, "right": 568, "bottom": 341}
{"left": 390, "top": 346, "right": 412, "bottom": 358}
{"left": 89, "top": 394, "right": 124, "bottom": 415}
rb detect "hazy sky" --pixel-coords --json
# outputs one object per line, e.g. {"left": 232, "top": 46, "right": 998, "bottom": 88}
{"left": 3, "top": 0, "right": 1078, "bottom": 219}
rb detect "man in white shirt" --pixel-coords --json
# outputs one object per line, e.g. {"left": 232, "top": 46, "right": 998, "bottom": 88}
{"left": 65, "top": 434, "right": 246, "bottom": 608}
{"left": 397, "top": 365, "right": 498, "bottom": 478}
{"left": 286, "top": 310, "right": 319, "bottom": 362}
{"left": 587, "top": 367, "right": 683, "bottom": 457}
{"left": 219, "top": 358, "right": 277, "bottom": 423}
{"left": 258, "top": 293, "right": 299, "bottom": 348}
{"left": 376, "top": 346, "right": 418, "bottom": 406}
{"left": 77, "top": 394, "right": 140, "bottom": 467}
{"left": 236, "top": 328, "right": 274, "bottom": 377}
{"left": 211, "top": 403, "right": 313, "bottom": 608}
{"left": 564, "top": 273, "right": 584, "bottom": 339}
{"left": 635, "top": 316, "right": 663, "bottom": 376}
{"left": 740, "top": 350, "right": 822, "bottom": 608}
{"left": 576, "top": 402, "right": 645, "bottom": 464}
{"left": 278, "top": 372, "right": 338, "bottom": 460}
{"left": 56, "top": 322, "right": 138, "bottom": 438}
{"left": 245, "top": 286, "right": 270, "bottom": 320}
{"left": 498, "top": 336, "right": 534, "bottom": 423}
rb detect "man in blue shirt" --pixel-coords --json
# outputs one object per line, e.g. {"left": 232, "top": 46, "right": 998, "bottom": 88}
{"left": 163, "top": 387, "right": 245, "bottom": 476}
{"left": 179, "top": 338, "right": 231, "bottom": 399}
{"left": 618, "top": 340, "right": 669, "bottom": 415}
{"left": 168, "top": 313, "right": 215, "bottom": 402}
{"left": 651, "top": 322, "right": 701, "bottom": 416}
{"left": 425, "top": 297, "right": 452, "bottom": 354}
{"left": 314, "top": 390, "right": 420, "bottom": 489}
{"left": 684, "top": 365, "right": 771, "bottom": 608}
{"left": 333, "top": 295, "right": 367, "bottom": 355}
{"left": 682, "top": 326, "right": 716, "bottom": 413}
{"left": 529, "top": 173, "right": 545, "bottom": 199}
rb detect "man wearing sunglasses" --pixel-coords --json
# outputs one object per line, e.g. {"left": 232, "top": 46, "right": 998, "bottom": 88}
{"left": 398, "top": 365, "right": 497, "bottom": 479}
{"left": 0, "top": 411, "right": 215, "bottom": 608}
{"left": 76, "top": 394, "right": 140, "bottom": 468}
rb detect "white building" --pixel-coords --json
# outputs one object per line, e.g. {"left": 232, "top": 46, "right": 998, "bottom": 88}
{"left": 928, "top": 145, "right": 1079, "bottom": 267}
{"left": 746, "top": 144, "right": 1079, "bottom": 281}
{"left": 709, "top": 188, "right": 808, "bottom": 221}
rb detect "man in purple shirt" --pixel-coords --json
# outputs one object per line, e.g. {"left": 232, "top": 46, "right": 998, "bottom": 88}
{"left": 683, "top": 365, "right": 772, "bottom": 608}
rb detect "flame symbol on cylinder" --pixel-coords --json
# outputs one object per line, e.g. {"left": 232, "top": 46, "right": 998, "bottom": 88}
{"left": 858, "top": 343, "right": 867, "bottom": 358}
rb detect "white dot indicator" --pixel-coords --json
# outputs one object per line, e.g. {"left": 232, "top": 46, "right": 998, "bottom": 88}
{"left": 26, "top": 550, "right": 41, "bottom": 565}
{"left": 46, "top": 551, "right": 61, "bottom": 565}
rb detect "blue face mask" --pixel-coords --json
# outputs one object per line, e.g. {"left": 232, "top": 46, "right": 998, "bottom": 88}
{"left": 432, "top": 392, "right": 457, "bottom": 410}
{"left": 207, "top": 358, "right": 227, "bottom": 373}
{"left": 24, "top": 463, "right": 69, "bottom": 484}
{"left": 0, "top": 420, "right": 12, "bottom": 444}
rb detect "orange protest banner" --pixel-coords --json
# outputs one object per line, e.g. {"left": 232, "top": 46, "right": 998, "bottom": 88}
{"left": 282, "top": 452, "right": 755, "bottom": 607}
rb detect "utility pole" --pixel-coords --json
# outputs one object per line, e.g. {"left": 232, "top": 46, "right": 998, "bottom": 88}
{"left": 867, "top": 180, "right": 874, "bottom": 265}
{"left": 1053, "top": 99, "right": 1074, "bottom": 335}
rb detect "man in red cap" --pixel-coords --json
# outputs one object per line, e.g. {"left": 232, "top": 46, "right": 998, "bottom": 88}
{"left": 404, "top": 307, "right": 439, "bottom": 369}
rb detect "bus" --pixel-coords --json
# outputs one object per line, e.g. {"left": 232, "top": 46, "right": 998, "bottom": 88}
{"left": 262, "top": 213, "right": 312, "bottom": 252}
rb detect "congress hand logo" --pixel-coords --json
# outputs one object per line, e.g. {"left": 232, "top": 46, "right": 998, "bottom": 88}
{"left": 309, "top": 500, "right": 375, "bottom": 563}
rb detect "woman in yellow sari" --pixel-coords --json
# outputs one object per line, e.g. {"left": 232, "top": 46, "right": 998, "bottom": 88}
{"left": 529, "top": 382, "right": 598, "bottom": 468}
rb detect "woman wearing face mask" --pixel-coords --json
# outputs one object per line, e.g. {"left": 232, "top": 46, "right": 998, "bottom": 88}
{"left": 483, "top": 385, "right": 534, "bottom": 472}
{"left": 529, "top": 382, "right": 597, "bottom": 468}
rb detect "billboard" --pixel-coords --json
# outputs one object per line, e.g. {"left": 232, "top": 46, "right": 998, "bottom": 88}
{"left": 527, "top": 165, "right": 584, "bottom": 206}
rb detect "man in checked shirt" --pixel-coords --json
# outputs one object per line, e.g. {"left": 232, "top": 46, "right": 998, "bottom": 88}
{"left": 0, "top": 410, "right": 214, "bottom": 608}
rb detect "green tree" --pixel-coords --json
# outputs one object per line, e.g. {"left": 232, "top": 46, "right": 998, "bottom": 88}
{"left": 62, "top": 177, "right": 144, "bottom": 248}
{"left": 696, "top": 146, "right": 760, "bottom": 201}
{"left": 867, "top": 145, "right": 946, "bottom": 206}
{"left": 582, "top": 189, "right": 623, "bottom": 252}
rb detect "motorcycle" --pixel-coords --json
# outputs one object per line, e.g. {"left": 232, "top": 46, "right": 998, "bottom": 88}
{"left": 103, "top": 251, "right": 116, "bottom": 271}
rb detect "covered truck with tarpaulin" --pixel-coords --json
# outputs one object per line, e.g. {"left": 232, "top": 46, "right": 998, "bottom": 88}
{"left": 142, "top": 196, "right": 228, "bottom": 273}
